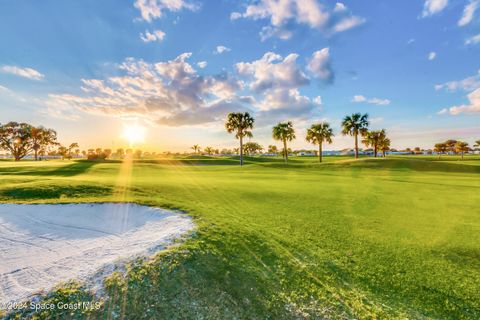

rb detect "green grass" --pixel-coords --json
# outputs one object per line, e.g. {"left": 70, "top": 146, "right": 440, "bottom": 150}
{"left": 1, "top": 155, "right": 479, "bottom": 319}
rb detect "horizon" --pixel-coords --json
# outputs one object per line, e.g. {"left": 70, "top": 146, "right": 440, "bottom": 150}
{"left": 0, "top": 1, "right": 479, "bottom": 152}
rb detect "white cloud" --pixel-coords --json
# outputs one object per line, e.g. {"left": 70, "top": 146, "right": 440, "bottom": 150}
{"left": 237, "top": 0, "right": 329, "bottom": 28}
{"left": 436, "top": 70, "right": 480, "bottom": 115}
{"left": 232, "top": 0, "right": 364, "bottom": 40}
{"left": 334, "top": 2, "right": 347, "bottom": 12}
{"left": 236, "top": 52, "right": 321, "bottom": 124}
{"left": 458, "top": 0, "right": 479, "bottom": 26}
{"left": 437, "top": 108, "right": 448, "bottom": 115}
{"left": 256, "top": 88, "right": 309, "bottom": 111}
{"left": 370, "top": 117, "right": 384, "bottom": 124}
{"left": 439, "top": 88, "right": 480, "bottom": 115}
{"left": 46, "top": 51, "right": 325, "bottom": 127}
{"left": 352, "top": 95, "right": 391, "bottom": 105}
{"left": 435, "top": 70, "right": 480, "bottom": 91}
{"left": 197, "top": 61, "right": 207, "bottom": 68}
{"left": 352, "top": 95, "right": 366, "bottom": 102}
{"left": 422, "top": 0, "right": 449, "bottom": 17}
{"left": 236, "top": 52, "right": 309, "bottom": 92}
{"left": 230, "top": 12, "right": 242, "bottom": 20}
{"left": 43, "top": 96, "right": 82, "bottom": 120}
{"left": 428, "top": 52, "right": 437, "bottom": 60}
{"left": 45, "top": 54, "right": 247, "bottom": 125}
{"left": 1, "top": 65, "right": 44, "bottom": 80}
{"left": 215, "top": 46, "right": 231, "bottom": 54}
{"left": 307, "top": 48, "right": 334, "bottom": 83}
{"left": 140, "top": 29, "right": 165, "bottom": 42}
{"left": 255, "top": 88, "right": 321, "bottom": 125}
{"left": 465, "top": 33, "right": 480, "bottom": 45}
{"left": 332, "top": 16, "right": 366, "bottom": 34}
{"left": 0, "top": 85, "right": 9, "bottom": 92}
{"left": 259, "top": 26, "right": 293, "bottom": 41}
{"left": 134, "top": 0, "right": 198, "bottom": 22}
{"left": 407, "top": 38, "right": 416, "bottom": 45}
{"left": 368, "top": 98, "right": 391, "bottom": 105}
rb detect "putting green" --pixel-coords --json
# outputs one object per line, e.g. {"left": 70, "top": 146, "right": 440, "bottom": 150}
{"left": 1, "top": 155, "right": 479, "bottom": 319}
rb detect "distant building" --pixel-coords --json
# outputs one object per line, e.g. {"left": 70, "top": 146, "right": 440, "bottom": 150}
{"left": 323, "top": 151, "right": 341, "bottom": 156}
{"left": 340, "top": 149, "right": 374, "bottom": 156}
{"left": 387, "top": 151, "right": 412, "bottom": 155}
{"left": 296, "top": 152, "right": 316, "bottom": 156}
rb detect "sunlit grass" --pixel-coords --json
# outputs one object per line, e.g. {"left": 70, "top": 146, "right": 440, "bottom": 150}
{"left": 1, "top": 155, "right": 479, "bottom": 319}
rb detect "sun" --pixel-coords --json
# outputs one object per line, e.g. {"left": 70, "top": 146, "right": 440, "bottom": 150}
{"left": 121, "top": 123, "right": 146, "bottom": 146}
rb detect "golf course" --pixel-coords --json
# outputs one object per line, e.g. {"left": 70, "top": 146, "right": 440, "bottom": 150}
{"left": 2, "top": 0, "right": 480, "bottom": 319}
{"left": 1, "top": 155, "right": 479, "bottom": 319}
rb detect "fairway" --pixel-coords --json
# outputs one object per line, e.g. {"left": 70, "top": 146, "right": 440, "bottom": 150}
{"left": 1, "top": 156, "right": 479, "bottom": 319}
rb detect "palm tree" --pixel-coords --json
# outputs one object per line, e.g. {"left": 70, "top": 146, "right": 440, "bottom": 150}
{"left": 379, "top": 137, "right": 391, "bottom": 157}
{"left": 455, "top": 141, "right": 469, "bottom": 160}
{"left": 474, "top": 140, "right": 480, "bottom": 148}
{"left": 225, "top": 112, "right": 254, "bottom": 166}
{"left": 191, "top": 144, "right": 201, "bottom": 154}
{"left": 244, "top": 142, "right": 263, "bottom": 155}
{"left": 362, "top": 129, "right": 386, "bottom": 157}
{"left": 272, "top": 121, "right": 296, "bottom": 163}
{"left": 341, "top": 113, "right": 369, "bottom": 159}
{"left": 204, "top": 146, "right": 214, "bottom": 155}
{"left": 434, "top": 143, "right": 447, "bottom": 159}
{"left": 267, "top": 145, "right": 277, "bottom": 154}
{"left": 445, "top": 139, "right": 457, "bottom": 154}
{"left": 305, "top": 122, "right": 334, "bottom": 162}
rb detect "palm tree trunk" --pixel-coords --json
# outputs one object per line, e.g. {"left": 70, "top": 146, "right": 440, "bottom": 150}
{"left": 34, "top": 149, "right": 38, "bottom": 161}
{"left": 283, "top": 139, "right": 288, "bottom": 163}
{"left": 374, "top": 145, "right": 377, "bottom": 158}
{"left": 319, "top": 143, "right": 322, "bottom": 162}
{"left": 240, "top": 136, "right": 243, "bottom": 166}
{"left": 354, "top": 133, "right": 359, "bottom": 159}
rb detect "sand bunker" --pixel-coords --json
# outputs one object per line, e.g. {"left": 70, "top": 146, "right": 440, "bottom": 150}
{"left": 0, "top": 203, "right": 193, "bottom": 307}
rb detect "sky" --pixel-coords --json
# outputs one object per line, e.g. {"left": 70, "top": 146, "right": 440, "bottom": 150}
{"left": 0, "top": 0, "right": 479, "bottom": 152}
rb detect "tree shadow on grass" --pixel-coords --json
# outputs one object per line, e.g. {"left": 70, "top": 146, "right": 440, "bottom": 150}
{"left": 0, "top": 161, "right": 99, "bottom": 177}
{"left": 0, "top": 184, "right": 112, "bottom": 200}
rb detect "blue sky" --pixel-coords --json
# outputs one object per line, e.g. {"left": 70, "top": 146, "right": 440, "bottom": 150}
{"left": 0, "top": 0, "right": 479, "bottom": 151}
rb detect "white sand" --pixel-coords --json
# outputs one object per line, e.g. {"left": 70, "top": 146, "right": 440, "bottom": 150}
{"left": 0, "top": 203, "right": 193, "bottom": 306}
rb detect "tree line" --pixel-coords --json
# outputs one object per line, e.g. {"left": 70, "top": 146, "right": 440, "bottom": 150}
{"left": 433, "top": 139, "right": 477, "bottom": 159}
{"left": 0, "top": 122, "right": 74, "bottom": 161}
{"left": 0, "top": 122, "right": 160, "bottom": 161}
{"left": 225, "top": 112, "right": 393, "bottom": 164}
{"left": 1, "top": 120, "right": 478, "bottom": 163}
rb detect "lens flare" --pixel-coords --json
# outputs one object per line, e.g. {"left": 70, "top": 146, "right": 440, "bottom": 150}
{"left": 121, "top": 123, "right": 146, "bottom": 146}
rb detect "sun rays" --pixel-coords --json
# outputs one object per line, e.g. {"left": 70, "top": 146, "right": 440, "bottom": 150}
{"left": 121, "top": 123, "right": 146, "bottom": 147}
